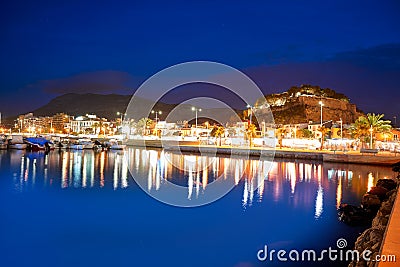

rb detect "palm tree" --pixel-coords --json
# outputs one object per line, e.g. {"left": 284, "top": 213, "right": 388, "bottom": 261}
{"left": 246, "top": 124, "right": 257, "bottom": 147}
{"left": 93, "top": 122, "right": 100, "bottom": 135}
{"left": 210, "top": 126, "right": 225, "bottom": 146}
{"left": 350, "top": 113, "right": 392, "bottom": 148}
{"left": 317, "top": 126, "right": 330, "bottom": 150}
{"left": 276, "top": 128, "right": 287, "bottom": 149}
{"left": 137, "top": 118, "right": 153, "bottom": 136}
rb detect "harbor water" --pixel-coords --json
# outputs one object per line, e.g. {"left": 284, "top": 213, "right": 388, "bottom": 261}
{"left": 0, "top": 148, "right": 395, "bottom": 267}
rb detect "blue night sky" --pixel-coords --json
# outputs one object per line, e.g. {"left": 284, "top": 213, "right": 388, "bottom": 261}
{"left": 1, "top": 0, "right": 399, "bottom": 119}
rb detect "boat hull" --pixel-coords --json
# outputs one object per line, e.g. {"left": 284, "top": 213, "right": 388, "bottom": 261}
{"left": 8, "top": 144, "right": 28, "bottom": 150}
{"left": 69, "top": 144, "right": 84, "bottom": 150}
{"left": 110, "top": 145, "right": 126, "bottom": 150}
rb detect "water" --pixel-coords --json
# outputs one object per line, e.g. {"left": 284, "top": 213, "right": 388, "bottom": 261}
{"left": 0, "top": 148, "right": 395, "bottom": 267}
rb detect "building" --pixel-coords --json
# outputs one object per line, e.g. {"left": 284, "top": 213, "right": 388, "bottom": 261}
{"left": 69, "top": 115, "right": 111, "bottom": 134}
{"left": 52, "top": 113, "right": 70, "bottom": 133}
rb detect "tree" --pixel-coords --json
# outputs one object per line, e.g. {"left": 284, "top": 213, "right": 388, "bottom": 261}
{"left": 137, "top": 118, "right": 153, "bottom": 135}
{"left": 210, "top": 126, "right": 225, "bottom": 146}
{"left": 246, "top": 124, "right": 257, "bottom": 147}
{"left": 301, "top": 129, "right": 313, "bottom": 139}
{"left": 276, "top": 128, "right": 287, "bottom": 149}
{"left": 317, "top": 126, "right": 330, "bottom": 150}
{"left": 350, "top": 113, "right": 392, "bottom": 148}
{"left": 93, "top": 122, "right": 100, "bottom": 134}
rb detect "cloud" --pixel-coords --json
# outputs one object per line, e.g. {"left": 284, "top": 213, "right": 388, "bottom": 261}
{"left": 330, "top": 43, "right": 400, "bottom": 71}
{"left": 39, "top": 70, "right": 141, "bottom": 94}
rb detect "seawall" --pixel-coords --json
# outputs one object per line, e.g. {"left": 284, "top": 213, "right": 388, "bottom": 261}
{"left": 124, "top": 140, "right": 400, "bottom": 166}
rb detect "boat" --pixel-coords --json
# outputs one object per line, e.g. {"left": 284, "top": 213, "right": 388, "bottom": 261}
{"left": 106, "top": 139, "right": 126, "bottom": 150}
{"left": 0, "top": 143, "right": 7, "bottom": 149}
{"left": 69, "top": 144, "right": 85, "bottom": 150}
{"left": 25, "top": 137, "right": 54, "bottom": 151}
{"left": 0, "top": 135, "right": 7, "bottom": 149}
{"left": 8, "top": 135, "right": 27, "bottom": 150}
{"left": 78, "top": 139, "right": 94, "bottom": 149}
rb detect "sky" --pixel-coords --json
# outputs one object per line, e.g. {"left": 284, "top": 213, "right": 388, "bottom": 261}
{"left": 0, "top": 0, "right": 399, "bottom": 121}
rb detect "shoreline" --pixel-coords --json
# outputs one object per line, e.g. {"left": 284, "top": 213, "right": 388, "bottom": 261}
{"left": 124, "top": 140, "right": 400, "bottom": 166}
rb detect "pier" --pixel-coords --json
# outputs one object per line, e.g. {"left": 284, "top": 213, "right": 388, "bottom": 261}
{"left": 124, "top": 140, "right": 400, "bottom": 166}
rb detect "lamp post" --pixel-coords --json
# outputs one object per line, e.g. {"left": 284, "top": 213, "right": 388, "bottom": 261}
{"left": 369, "top": 125, "right": 373, "bottom": 149}
{"left": 117, "top": 112, "right": 126, "bottom": 122}
{"left": 192, "top": 107, "right": 202, "bottom": 136}
{"left": 246, "top": 104, "right": 254, "bottom": 125}
{"left": 151, "top": 110, "right": 162, "bottom": 122}
{"left": 394, "top": 116, "right": 397, "bottom": 128}
{"left": 339, "top": 118, "right": 343, "bottom": 141}
{"left": 319, "top": 101, "right": 324, "bottom": 127}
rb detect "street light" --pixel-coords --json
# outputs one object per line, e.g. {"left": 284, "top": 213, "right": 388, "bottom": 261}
{"left": 192, "top": 107, "right": 202, "bottom": 135}
{"left": 151, "top": 110, "right": 162, "bottom": 122}
{"left": 246, "top": 104, "right": 254, "bottom": 125}
{"left": 319, "top": 101, "right": 324, "bottom": 127}
{"left": 116, "top": 112, "right": 126, "bottom": 122}
{"left": 339, "top": 118, "right": 343, "bottom": 141}
{"left": 394, "top": 116, "right": 397, "bottom": 128}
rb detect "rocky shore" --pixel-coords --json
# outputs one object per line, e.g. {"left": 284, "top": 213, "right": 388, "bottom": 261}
{"left": 347, "top": 166, "right": 400, "bottom": 267}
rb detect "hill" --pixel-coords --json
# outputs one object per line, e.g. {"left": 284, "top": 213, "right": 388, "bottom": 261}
{"left": 255, "top": 85, "right": 363, "bottom": 124}
{"left": 22, "top": 85, "right": 362, "bottom": 126}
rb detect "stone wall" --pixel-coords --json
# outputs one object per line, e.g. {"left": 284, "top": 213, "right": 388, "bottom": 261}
{"left": 270, "top": 95, "right": 361, "bottom": 124}
{"left": 348, "top": 180, "right": 399, "bottom": 267}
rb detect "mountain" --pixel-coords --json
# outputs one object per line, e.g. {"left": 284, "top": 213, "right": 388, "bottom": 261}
{"left": 32, "top": 93, "right": 132, "bottom": 119}
{"left": 31, "top": 93, "right": 242, "bottom": 124}
{"left": 27, "top": 85, "right": 361, "bottom": 125}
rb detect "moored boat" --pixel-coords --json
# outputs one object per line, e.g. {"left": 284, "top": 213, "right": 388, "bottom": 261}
{"left": 8, "top": 135, "right": 27, "bottom": 150}
{"left": 0, "top": 135, "right": 7, "bottom": 149}
{"left": 25, "top": 137, "right": 54, "bottom": 151}
{"left": 78, "top": 139, "right": 94, "bottom": 149}
{"left": 69, "top": 144, "right": 85, "bottom": 150}
{"left": 106, "top": 139, "right": 126, "bottom": 150}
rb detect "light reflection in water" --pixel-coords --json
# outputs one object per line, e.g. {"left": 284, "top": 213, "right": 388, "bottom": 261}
{"left": 367, "top": 172, "right": 374, "bottom": 192}
{"left": 2, "top": 148, "right": 395, "bottom": 215}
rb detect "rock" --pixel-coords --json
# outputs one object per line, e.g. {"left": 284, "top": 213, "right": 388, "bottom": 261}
{"left": 386, "top": 188, "right": 397, "bottom": 199}
{"left": 361, "top": 193, "right": 381, "bottom": 208}
{"left": 368, "top": 186, "right": 388, "bottom": 200}
{"left": 338, "top": 204, "right": 371, "bottom": 225}
{"left": 380, "top": 200, "right": 393, "bottom": 216}
{"left": 376, "top": 178, "right": 397, "bottom": 191}
{"left": 372, "top": 211, "right": 388, "bottom": 229}
{"left": 369, "top": 228, "right": 383, "bottom": 243}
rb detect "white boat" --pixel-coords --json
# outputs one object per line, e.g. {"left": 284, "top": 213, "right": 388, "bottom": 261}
{"left": 0, "top": 143, "right": 8, "bottom": 149}
{"left": 107, "top": 139, "right": 126, "bottom": 150}
{"left": 0, "top": 136, "right": 7, "bottom": 149}
{"left": 78, "top": 139, "right": 94, "bottom": 149}
{"left": 8, "top": 135, "right": 27, "bottom": 150}
{"left": 8, "top": 143, "right": 28, "bottom": 150}
{"left": 69, "top": 144, "right": 84, "bottom": 150}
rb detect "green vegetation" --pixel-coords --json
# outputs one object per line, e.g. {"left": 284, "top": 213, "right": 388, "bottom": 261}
{"left": 210, "top": 126, "right": 225, "bottom": 146}
{"left": 301, "top": 129, "right": 313, "bottom": 138}
{"left": 246, "top": 124, "right": 257, "bottom": 147}
{"left": 350, "top": 113, "right": 392, "bottom": 147}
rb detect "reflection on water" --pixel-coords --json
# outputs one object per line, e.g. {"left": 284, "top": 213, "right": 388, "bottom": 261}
{"left": 1, "top": 148, "right": 395, "bottom": 214}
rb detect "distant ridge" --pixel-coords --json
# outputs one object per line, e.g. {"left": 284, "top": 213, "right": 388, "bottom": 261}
{"left": 26, "top": 85, "right": 362, "bottom": 125}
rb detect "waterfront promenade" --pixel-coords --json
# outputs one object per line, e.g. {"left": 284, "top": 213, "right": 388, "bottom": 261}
{"left": 124, "top": 139, "right": 400, "bottom": 166}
